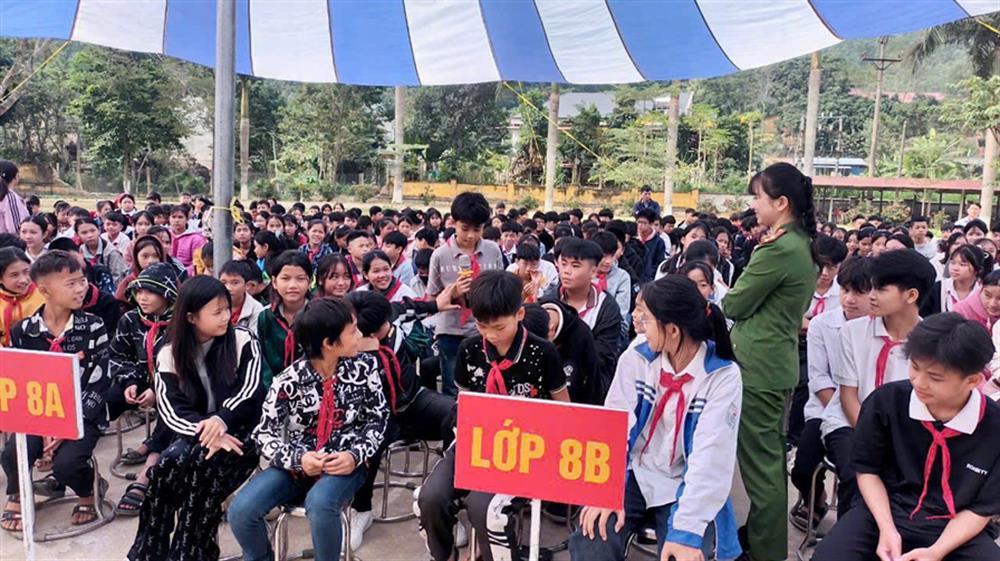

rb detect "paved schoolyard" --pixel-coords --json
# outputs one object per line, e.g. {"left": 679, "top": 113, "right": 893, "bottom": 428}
{"left": 0, "top": 423, "right": 814, "bottom": 561}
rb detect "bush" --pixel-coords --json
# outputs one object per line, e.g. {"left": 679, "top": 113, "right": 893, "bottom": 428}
{"left": 350, "top": 184, "right": 379, "bottom": 203}
{"left": 515, "top": 193, "right": 539, "bottom": 211}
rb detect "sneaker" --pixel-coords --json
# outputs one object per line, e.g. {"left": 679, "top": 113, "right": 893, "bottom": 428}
{"left": 455, "top": 521, "right": 469, "bottom": 548}
{"left": 349, "top": 509, "right": 374, "bottom": 551}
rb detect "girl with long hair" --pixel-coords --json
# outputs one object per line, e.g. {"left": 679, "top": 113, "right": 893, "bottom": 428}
{"left": 0, "top": 160, "right": 28, "bottom": 235}
{"left": 115, "top": 236, "right": 167, "bottom": 306}
{"left": 571, "top": 276, "right": 743, "bottom": 561}
{"left": 315, "top": 254, "right": 355, "bottom": 299}
{"left": 127, "top": 276, "right": 263, "bottom": 561}
{"left": 357, "top": 250, "right": 417, "bottom": 303}
{"left": 722, "top": 162, "right": 819, "bottom": 560}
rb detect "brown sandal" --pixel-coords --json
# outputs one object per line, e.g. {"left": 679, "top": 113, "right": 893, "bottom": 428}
{"left": 1, "top": 497, "right": 22, "bottom": 533}
{"left": 71, "top": 503, "right": 98, "bottom": 526}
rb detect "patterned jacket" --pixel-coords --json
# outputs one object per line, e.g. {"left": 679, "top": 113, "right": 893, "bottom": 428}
{"left": 109, "top": 309, "right": 171, "bottom": 392}
{"left": 12, "top": 308, "right": 110, "bottom": 425}
{"left": 253, "top": 355, "right": 388, "bottom": 476}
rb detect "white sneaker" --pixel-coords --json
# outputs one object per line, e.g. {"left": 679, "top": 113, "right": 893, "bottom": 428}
{"left": 455, "top": 521, "right": 469, "bottom": 548}
{"left": 349, "top": 509, "right": 374, "bottom": 552}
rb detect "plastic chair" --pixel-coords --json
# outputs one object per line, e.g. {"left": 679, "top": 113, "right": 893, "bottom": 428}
{"left": 795, "top": 456, "right": 839, "bottom": 561}
{"left": 273, "top": 503, "right": 353, "bottom": 561}
{"left": 18, "top": 455, "right": 116, "bottom": 542}
{"left": 110, "top": 408, "right": 155, "bottom": 480}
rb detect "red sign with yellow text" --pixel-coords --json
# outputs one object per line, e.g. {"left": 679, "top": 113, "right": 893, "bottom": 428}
{"left": 455, "top": 393, "right": 627, "bottom": 510}
{"left": 0, "top": 348, "right": 82, "bottom": 440}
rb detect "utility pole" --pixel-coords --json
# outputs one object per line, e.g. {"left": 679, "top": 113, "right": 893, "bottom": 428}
{"left": 212, "top": 0, "right": 235, "bottom": 269}
{"left": 803, "top": 52, "right": 821, "bottom": 176}
{"left": 543, "top": 83, "right": 560, "bottom": 212}
{"left": 392, "top": 86, "right": 405, "bottom": 204}
{"left": 864, "top": 37, "right": 900, "bottom": 177}
{"left": 239, "top": 76, "right": 250, "bottom": 203}
{"left": 895, "top": 118, "right": 907, "bottom": 178}
{"left": 663, "top": 86, "right": 680, "bottom": 216}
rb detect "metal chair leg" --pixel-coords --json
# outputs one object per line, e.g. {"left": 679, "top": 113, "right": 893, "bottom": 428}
{"left": 374, "top": 446, "right": 417, "bottom": 523}
{"left": 29, "top": 456, "right": 115, "bottom": 542}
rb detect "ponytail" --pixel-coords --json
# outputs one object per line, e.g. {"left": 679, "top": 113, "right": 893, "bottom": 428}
{"left": 641, "top": 276, "right": 737, "bottom": 363}
{"left": 748, "top": 162, "right": 819, "bottom": 263}
{"left": 0, "top": 160, "right": 17, "bottom": 201}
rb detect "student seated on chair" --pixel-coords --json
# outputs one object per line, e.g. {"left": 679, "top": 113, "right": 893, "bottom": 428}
{"left": 415, "top": 270, "right": 569, "bottom": 561}
{"left": 127, "top": 276, "right": 264, "bottom": 561}
{"left": 1, "top": 250, "right": 111, "bottom": 532}
{"left": 228, "top": 297, "right": 388, "bottom": 561}
{"left": 568, "top": 275, "right": 743, "bottom": 561}
{"left": 813, "top": 313, "right": 1000, "bottom": 561}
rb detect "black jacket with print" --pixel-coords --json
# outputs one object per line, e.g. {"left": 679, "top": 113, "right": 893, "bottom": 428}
{"left": 253, "top": 355, "right": 388, "bottom": 475}
{"left": 11, "top": 307, "right": 111, "bottom": 425}
{"left": 155, "top": 326, "right": 264, "bottom": 440}
{"left": 109, "top": 309, "right": 172, "bottom": 393}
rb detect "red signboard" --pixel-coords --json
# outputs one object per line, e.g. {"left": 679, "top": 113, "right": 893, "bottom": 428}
{"left": 455, "top": 393, "right": 628, "bottom": 510}
{"left": 0, "top": 348, "right": 83, "bottom": 440}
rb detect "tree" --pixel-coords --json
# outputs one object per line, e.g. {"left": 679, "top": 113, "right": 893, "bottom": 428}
{"left": 67, "top": 47, "right": 186, "bottom": 192}
{"left": 592, "top": 117, "right": 668, "bottom": 190}
{"left": 406, "top": 84, "right": 507, "bottom": 179}
{"left": 945, "top": 75, "right": 1000, "bottom": 223}
{"left": 0, "top": 39, "right": 58, "bottom": 118}
{"left": 276, "top": 83, "right": 385, "bottom": 197}
{"left": 905, "top": 15, "right": 1000, "bottom": 80}
{"left": 886, "top": 129, "right": 970, "bottom": 179}
{"left": 738, "top": 110, "right": 763, "bottom": 175}
{"left": 559, "top": 103, "right": 603, "bottom": 185}
{"left": 510, "top": 87, "right": 547, "bottom": 184}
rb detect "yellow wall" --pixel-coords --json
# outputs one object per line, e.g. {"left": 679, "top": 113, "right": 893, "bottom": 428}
{"left": 402, "top": 181, "right": 698, "bottom": 213}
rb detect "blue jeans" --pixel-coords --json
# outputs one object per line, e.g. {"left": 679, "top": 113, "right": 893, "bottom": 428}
{"left": 568, "top": 472, "right": 715, "bottom": 561}
{"left": 435, "top": 334, "right": 465, "bottom": 397}
{"left": 228, "top": 466, "right": 367, "bottom": 561}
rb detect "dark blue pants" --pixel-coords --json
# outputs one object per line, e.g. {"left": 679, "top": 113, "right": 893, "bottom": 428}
{"left": 568, "top": 472, "right": 715, "bottom": 561}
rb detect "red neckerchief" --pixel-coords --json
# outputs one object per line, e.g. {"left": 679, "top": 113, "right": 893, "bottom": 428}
{"left": 563, "top": 285, "right": 598, "bottom": 320}
{"left": 382, "top": 277, "right": 402, "bottom": 302}
{"left": 594, "top": 274, "right": 608, "bottom": 295}
{"left": 307, "top": 243, "right": 322, "bottom": 263}
{"left": 139, "top": 315, "right": 170, "bottom": 382}
{"left": 483, "top": 327, "right": 524, "bottom": 395}
{"left": 230, "top": 303, "right": 242, "bottom": 326}
{"left": 874, "top": 335, "right": 903, "bottom": 388}
{"left": 271, "top": 304, "right": 296, "bottom": 369}
{"left": 315, "top": 372, "right": 343, "bottom": 452}
{"left": 640, "top": 370, "right": 694, "bottom": 465}
{"left": 83, "top": 284, "right": 100, "bottom": 310}
{"left": 0, "top": 283, "right": 36, "bottom": 346}
{"left": 375, "top": 345, "right": 403, "bottom": 414}
{"left": 348, "top": 259, "right": 364, "bottom": 288}
{"left": 910, "top": 393, "right": 986, "bottom": 521}
{"left": 811, "top": 294, "right": 826, "bottom": 317}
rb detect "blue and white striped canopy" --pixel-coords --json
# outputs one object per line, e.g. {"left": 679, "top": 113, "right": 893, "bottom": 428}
{"left": 1, "top": 0, "right": 996, "bottom": 86}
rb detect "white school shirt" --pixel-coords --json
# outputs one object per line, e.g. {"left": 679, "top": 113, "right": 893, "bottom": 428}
{"left": 805, "top": 282, "right": 841, "bottom": 320}
{"left": 505, "top": 260, "right": 558, "bottom": 300}
{"left": 939, "top": 278, "right": 979, "bottom": 314}
{"left": 822, "top": 315, "right": 915, "bottom": 436}
{"left": 803, "top": 309, "right": 846, "bottom": 422}
{"left": 355, "top": 280, "right": 417, "bottom": 304}
{"left": 606, "top": 338, "right": 742, "bottom": 525}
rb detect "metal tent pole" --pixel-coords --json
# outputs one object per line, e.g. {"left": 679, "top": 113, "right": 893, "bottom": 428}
{"left": 212, "top": 0, "right": 236, "bottom": 272}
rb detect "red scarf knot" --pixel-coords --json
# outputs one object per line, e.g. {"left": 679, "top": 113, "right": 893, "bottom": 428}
{"left": 594, "top": 274, "right": 608, "bottom": 295}
{"left": 315, "top": 375, "right": 343, "bottom": 452}
{"left": 272, "top": 307, "right": 296, "bottom": 368}
{"left": 811, "top": 296, "right": 826, "bottom": 317}
{"left": 47, "top": 334, "right": 66, "bottom": 353}
{"left": 874, "top": 336, "right": 903, "bottom": 388}
{"left": 910, "top": 394, "right": 986, "bottom": 521}
{"left": 140, "top": 316, "right": 170, "bottom": 382}
{"left": 640, "top": 370, "right": 694, "bottom": 465}
{"left": 483, "top": 338, "right": 515, "bottom": 396}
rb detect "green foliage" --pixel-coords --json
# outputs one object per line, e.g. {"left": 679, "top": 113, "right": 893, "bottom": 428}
{"left": 407, "top": 85, "right": 507, "bottom": 179}
{"left": 899, "top": 129, "right": 971, "bottom": 179}
{"left": 243, "top": 78, "right": 287, "bottom": 174}
{"left": 944, "top": 76, "right": 1000, "bottom": 135}
{"left": 560, "top": 103, "right": 603, "bottom": 185}
{"left": 66, "top": 47, "right": 186, "bottom": 189}
{"left": 511, "top": 87, "right": 547, "bottom": 184}
{"left": 515, "top": 193, "right": 540, "bottom": 211}
{"left": 845, "top": 199, "right": 911, "bottom": 225}
{"left": 351, "top": 184, "right": 379, "bottom": 203}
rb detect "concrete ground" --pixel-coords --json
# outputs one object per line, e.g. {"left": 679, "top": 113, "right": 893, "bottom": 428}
{"left": 1, "top": 423, "right": 815, "bottom": 561}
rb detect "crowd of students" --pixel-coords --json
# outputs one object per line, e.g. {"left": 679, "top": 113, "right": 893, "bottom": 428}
{"left": 1, "top": 156, "right": 999, "bottom": 561}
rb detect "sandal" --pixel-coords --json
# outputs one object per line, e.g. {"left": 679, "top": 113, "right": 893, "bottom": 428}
{"left": 119, "top": 448, "right": 149, "bottom": 466}
{"left": 32, "top": 474, "right": 66, "bottom": 498}
{"left": 34, "top": 456, "right": 53, "bottom": 472}
{"left": 1, "top": 497, "right": 21, "bottom": 533}
{"left": 115, "top": 482, "right": 148, "bottom": 516}
{"left": 71, "top": 503, "right": 98, "bottom": 526}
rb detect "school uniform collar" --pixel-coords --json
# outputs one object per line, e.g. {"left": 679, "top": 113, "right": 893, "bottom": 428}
{"left": 870, "top": 315, "right": 890, "bottom": 338}
{"left": 237, "top": 296, "right": 262, "bottom": 322}
{"left": 658, "top": 342, "right": 708, "bottom": 382}
{"left": 21, "top": 306, "right": 81, "bottom": 338}
{"left": 815, "top": 282, "right": 840, "bottom": 301}
{"left": 446, "top": 238, "right": 485, "bottom": 258}
{"left": 908, "top": 388, "right": 985, "bottom": 435}
{"left": 483, "top": 324, "right": 527, "bottom": 366}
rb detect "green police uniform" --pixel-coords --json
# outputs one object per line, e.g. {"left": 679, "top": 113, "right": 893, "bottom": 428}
{"left": 723, "top": 222, "right": 816, "bottom": 561}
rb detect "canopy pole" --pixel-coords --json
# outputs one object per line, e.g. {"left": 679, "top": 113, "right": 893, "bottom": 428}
{"left": 212, "top": 0, "right": 236, "bottom": 272}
